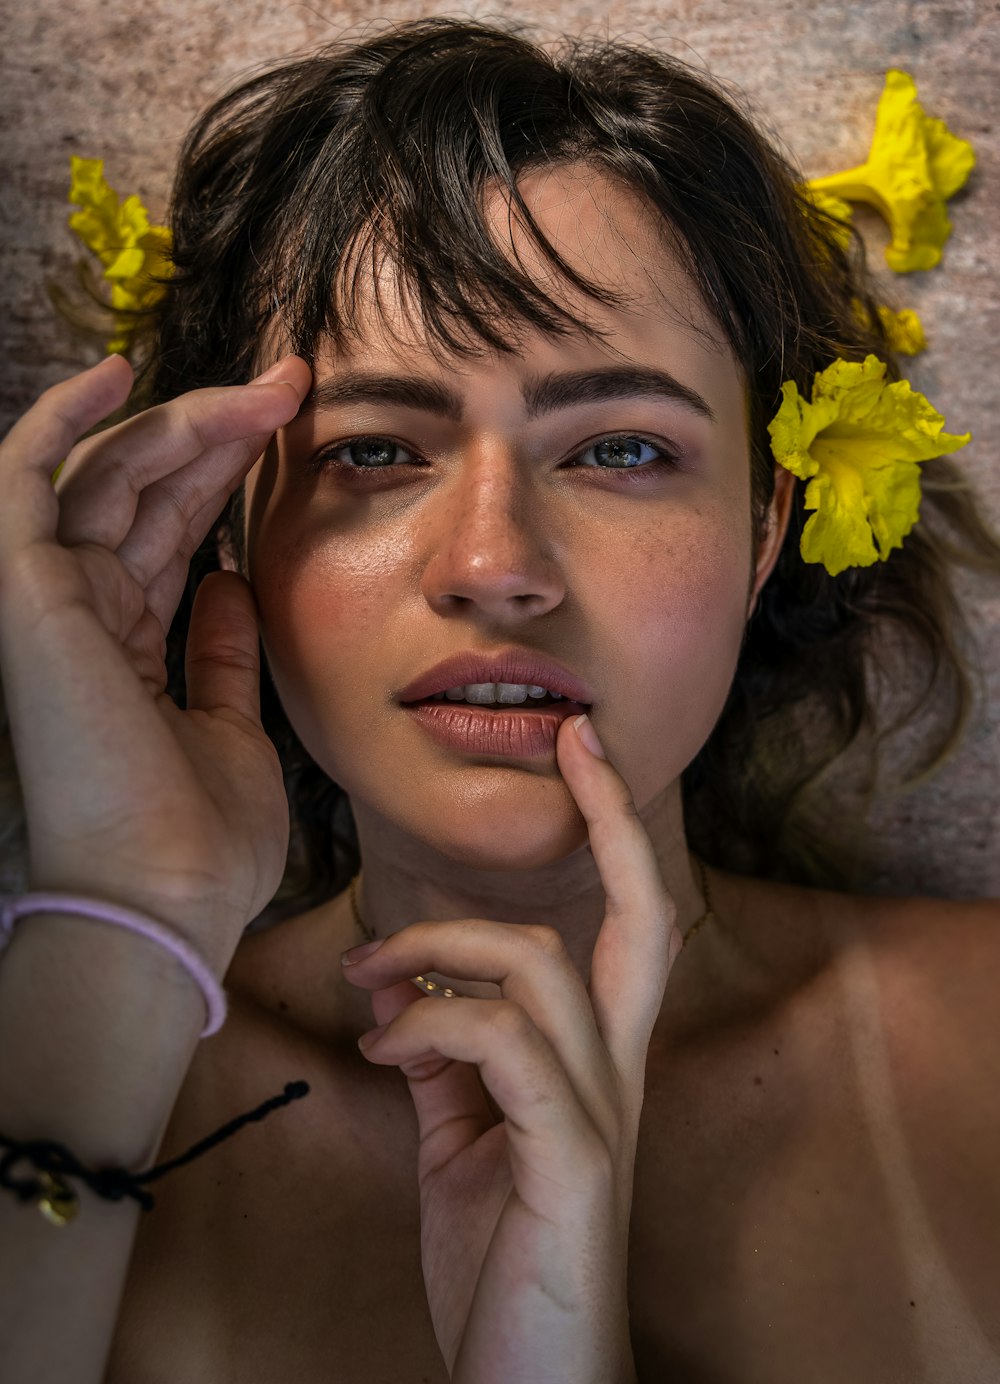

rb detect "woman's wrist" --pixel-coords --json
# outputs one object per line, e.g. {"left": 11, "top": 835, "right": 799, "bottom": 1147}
{"left": 0, "top": 909, "right": 207, "bottom": 1171}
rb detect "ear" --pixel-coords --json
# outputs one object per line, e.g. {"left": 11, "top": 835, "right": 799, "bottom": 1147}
{"left": 747, "top": 465, "right": 796, "bottom": 618}
{"left": 216, "top": 535, "right": 241, "bottom": 574}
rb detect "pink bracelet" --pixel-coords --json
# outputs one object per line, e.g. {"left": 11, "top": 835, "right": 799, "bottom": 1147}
{"left": 0, "top": 893, "right": 227, "bottom": 1037}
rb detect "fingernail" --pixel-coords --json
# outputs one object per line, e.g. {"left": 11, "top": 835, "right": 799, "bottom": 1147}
{"left": 573, "top": 713, "right": 606, "bottom": 759}
{"left": 341, "top": 938, "right": 385, "bottom": 966}
{"left": 358, "top": 1023, "right": 388, "bottom": 1050}
{"left": 250, "top": 358, "right": 290, "bottom": 386}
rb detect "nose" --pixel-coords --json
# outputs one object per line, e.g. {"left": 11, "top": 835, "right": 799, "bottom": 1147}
{"left": 418, "top": 445, "right": 567, "bottom": 622}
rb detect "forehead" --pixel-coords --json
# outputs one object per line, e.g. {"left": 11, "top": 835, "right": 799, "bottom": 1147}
{"left": 269, "top": 160, "right": 739, "bottom": 382}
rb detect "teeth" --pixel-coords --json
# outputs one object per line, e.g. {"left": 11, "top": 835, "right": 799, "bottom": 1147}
{"left": 436, "top": 682, "right": 563, "bottom": 704}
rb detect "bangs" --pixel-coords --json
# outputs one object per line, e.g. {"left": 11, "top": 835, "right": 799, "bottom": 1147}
{"left": 315, "top": 198, "right": 625, "bottom": 365}
{"left": 258, "top": 29, "right": 639, "bottom": 364}
{"left": 162, "top": 15, "right": 870, "bottom": 418}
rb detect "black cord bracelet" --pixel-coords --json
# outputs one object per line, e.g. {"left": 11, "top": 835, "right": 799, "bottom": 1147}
{"left": 0, "top": 1079, "right": 311, "bottom": 1224}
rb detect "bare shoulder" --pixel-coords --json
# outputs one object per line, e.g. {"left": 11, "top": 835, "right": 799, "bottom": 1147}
{"left": 225, "top": 889, "right": 371, "bottom": 1044}
{"left": 716, "top": 870, "right": 1000, "bottom": 1136}
{"left": 830, "top": 887, "right": 1000, "bottom": 1302}
{"left": 820, "top": 886, "right": 1000, "bottom": 1080}
{"left": 832, "top": 887, "right": 1000, "bottom": 1032}
{"left": 840, "top": 886, "right": 1000, "bottom": 949}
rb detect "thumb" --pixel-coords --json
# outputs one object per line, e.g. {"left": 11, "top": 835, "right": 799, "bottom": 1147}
{"left": 184, "top": 569, "right": 265, "bottom": 725}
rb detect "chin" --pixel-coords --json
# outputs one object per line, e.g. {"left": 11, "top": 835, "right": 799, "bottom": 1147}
{"left": 397, "top": 789, "right": 593, "bottom": 875}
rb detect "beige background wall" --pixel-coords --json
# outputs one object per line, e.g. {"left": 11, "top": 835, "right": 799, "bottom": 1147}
{"left": 1, "top": 1, "right": 997, "bottom": 897}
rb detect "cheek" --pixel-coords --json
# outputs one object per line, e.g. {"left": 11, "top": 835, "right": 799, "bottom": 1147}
{"left": 252, "top": 536, "right": 396, "bottom": 766}
{"left": 595, "top": 510, "right": 751, "bottom": 806}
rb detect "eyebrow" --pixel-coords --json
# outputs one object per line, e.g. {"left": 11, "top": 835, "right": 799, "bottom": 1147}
{"left": 306, "top": 365, "right": 716, "bottom": 424}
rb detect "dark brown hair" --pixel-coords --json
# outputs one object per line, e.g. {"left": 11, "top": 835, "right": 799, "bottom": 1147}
{"left": 9, "top": 17, "right": 999, "bottom": 919}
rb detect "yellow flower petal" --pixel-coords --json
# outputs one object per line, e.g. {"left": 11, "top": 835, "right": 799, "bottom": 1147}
{"left": 768, "top": 355, "right": 970, "bottom": 576}
{"left": 876, "top": 304, "right": 927, "bottom": 355}
{"left": 924, "top": 113, "right": 976, "bottom": 200}
{"left": 806, "top": 70, "right": 975, "bottom": 273}
{"left": 67, "top": 156, "right": 173, "bottom": 352}
{"left": 803, "top": 439, "right": 923, "bottom": 569}
{"left": 852, "top": 299, "right": 927, "bottom": 354}
{"left": 67, "top": 157, "right": 121, "bottom": 265}
{"left": 803, "top": 186, "right": 854, "bottom": 252}
{"left": 105, "top": 245, "right": 147, "bottom": 282}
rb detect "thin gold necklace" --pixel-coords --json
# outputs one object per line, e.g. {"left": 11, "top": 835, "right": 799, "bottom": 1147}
{"left": 347, "top": 856, "right": 715, "bottom": 998}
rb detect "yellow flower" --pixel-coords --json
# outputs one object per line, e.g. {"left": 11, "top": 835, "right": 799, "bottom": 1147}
{"left": 802, "top": 186, "right": 854, "bottom": 252}
{"left": 768, "top": 354, "right": 970, "bottom": 576}
{"left": 806, "top": 70, "right": 975, "bottom": 272}
{"left": 876, "top": 304, "right": 927, "bottom": 355}
{"left": 67, "top": 156, "right": 172, "bottom": 353}
{"left": 852, "top": 299, "right": 927, "bottom": 355}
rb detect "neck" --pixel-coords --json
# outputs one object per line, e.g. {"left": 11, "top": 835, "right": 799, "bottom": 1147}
{"left": 347, "top": 778, "right": 709, "bottom": 993}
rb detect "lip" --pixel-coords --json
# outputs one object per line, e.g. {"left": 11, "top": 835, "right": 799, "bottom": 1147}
{"left": 397, "top": 647, "right": 594, "bottom": 705}
{"left": 402, "top": 699, "right": 590, "bottom": 758}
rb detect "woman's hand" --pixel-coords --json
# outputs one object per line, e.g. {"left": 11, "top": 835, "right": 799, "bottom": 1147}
{"left": 0, "top": 353, "right": 311, "bottom": 974}
{"left": 339, "top": 714, "right": 682, "bottom": 1384}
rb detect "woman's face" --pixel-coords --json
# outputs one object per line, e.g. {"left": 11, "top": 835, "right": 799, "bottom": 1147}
{"left": 229, "top": 162, "right": 792, "bottom": 892}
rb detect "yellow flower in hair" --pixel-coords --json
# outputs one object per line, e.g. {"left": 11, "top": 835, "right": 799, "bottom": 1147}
{"left": 768, "top": 355, "right": 970, "bottom": 576}
{"left": 806, "top": 70, "right": 975, "bottom": 272}
{"left": 803, "top": 186, "right": 854, "bottom": 252}
{"left": 67, "top": 156, "right": 172, "bottom": 353}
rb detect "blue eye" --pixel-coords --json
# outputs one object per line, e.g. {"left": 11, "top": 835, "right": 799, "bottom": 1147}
{"left": 323, "top": 438, "right": 414, "bottom": 469}
{"left": 308, "top": 433, "right": 678, "bottom": 483}
{"left": 576, "top": 436, "right": 669, "bottom": 471}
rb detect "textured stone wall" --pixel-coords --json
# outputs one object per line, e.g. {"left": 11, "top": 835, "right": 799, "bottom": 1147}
{"left": 2, "top": 1, "right": 997, "bottom": 897}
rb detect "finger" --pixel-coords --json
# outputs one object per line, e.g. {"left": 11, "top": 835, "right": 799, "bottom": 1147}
{"left": 107, "top": 373, "right": 294, "bottom": 597}
{"left": 109, "top": 433, "right": 264, "bottom": 593}
{"left": 358, "top": 997, "right": 610, "bottom": 1202}
{"left": 135, "top": 478, "right": 239, "bottom": 640}
{"left": 368, "top": 972, "right": 501, "bottom": 1165}
{"left": 139, "top": 525, "right": 215, "bottom": 639}
{"left": 554, "top": 714, "right": 680, "bottom": 1090}
{"left": 54, "top": 360, "right": 309, "bottom": 568}
{"left": 368, "top": 978, "right": 499, "bottom": 1154}
{"left": 184, "top": 569, "right": 267, "bottom": 723}
{"left": 343, "top": 920, "right": 620, "bottom": 1146}
{"left": 0, "top": 355, "right": 133, "bottom": 563}
{"left": 43, "top": 457, "right": 259, "bottom": 695}
{"left": 55, "top": 376, "right": 302, "bottom": 558}
{"left": 120, "top": 602, "right": 171, "bottom": 696}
